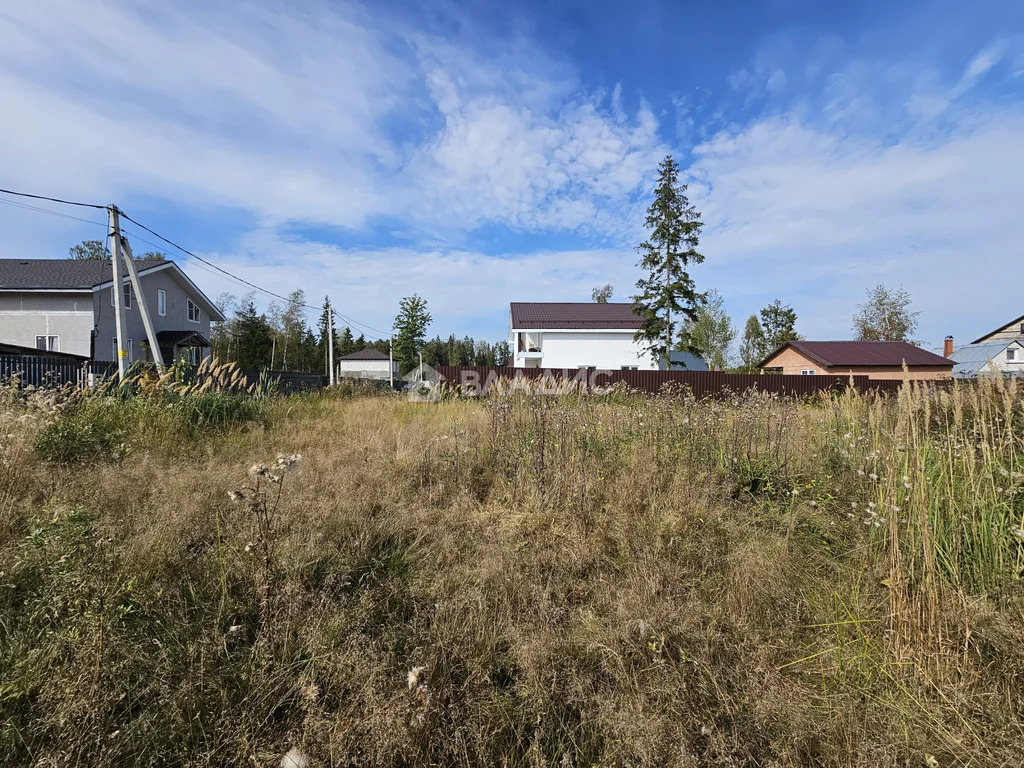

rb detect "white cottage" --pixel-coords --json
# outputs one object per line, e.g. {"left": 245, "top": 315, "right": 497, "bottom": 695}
{"left": 508, "top": 302, "right": 708, "bottom": 371}
{"left": 336, "top": 348, "right": 397, "bottom": 380}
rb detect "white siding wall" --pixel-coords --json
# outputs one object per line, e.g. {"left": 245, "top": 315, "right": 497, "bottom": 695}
{"left": 511, "top": 330, "right": 657, "bottom": 370}
{"left": 0, "top": 292, "right": 95, "bottom": 356}
{"left": 978, "top": 345, "right": 1024, "bottom": 374}
{"left": 338, "top": 359, "right": 395, "bottom": 380}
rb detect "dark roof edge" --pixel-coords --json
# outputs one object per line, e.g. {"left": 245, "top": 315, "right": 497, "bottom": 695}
{"left": 970, "top": 313, "right": 1024, "bottom": 344}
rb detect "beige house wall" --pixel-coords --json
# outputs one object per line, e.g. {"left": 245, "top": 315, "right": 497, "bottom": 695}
{"left": 976, "top": 318, "right": 1024, "bottom": 344}
{"left": 761, "top": 347, "right": 951, "bottom": 380}
{"left": 761, "top": 347, "right": 821, "bottom": 375}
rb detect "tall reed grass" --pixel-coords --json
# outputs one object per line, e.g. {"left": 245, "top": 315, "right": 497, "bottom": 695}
{"left": 0, "top": 376, "right": 1020, "bottom": 766}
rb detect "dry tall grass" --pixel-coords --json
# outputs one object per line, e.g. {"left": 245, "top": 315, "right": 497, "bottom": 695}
{"left": 0, "top": 379, "right": 1021, "bottom": 766}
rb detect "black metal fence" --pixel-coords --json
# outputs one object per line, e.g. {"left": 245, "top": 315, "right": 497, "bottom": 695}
{"left": 0, "top": 355, "right": 325, "bottom": 393}
{"left": 433, "top": 366, "right": 906, "bottom": 397}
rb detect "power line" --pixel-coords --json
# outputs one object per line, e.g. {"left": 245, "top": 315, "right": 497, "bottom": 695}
{"left": 0, "top": 198, "right": 107, "bottom": 228}
{"left": 0, "top": 184, "right": 392, "bottom": 337}
{"left": 0, "top": 187, "right": 106, "bottom": 210}
{"left": 118, "top": 211, "right": 391, "bottom": 336}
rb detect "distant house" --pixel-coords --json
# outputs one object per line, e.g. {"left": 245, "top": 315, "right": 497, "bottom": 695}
{"left": 759, "top": 341, "right": 953, "bottom": 381}
{"left": 970, "top": 314, "right": 1024, "bottom": 345}
{"left": 508, "top": 302, "right": 708, "bottom": 371}
{"left": 0, "top": 259, "right": 224, "bottom": 363}
{"left": 945, "top": 339, "right": 1024, "bottom": 378}
{"left": 337, "top": 348, "right": 397, "bottom": 380}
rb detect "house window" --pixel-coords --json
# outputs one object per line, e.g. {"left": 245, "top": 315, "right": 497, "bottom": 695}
{"left": 801, "top": 369, "right": 816, "bottom": 375}
{"left": 158, "top": 289, "right": 167, "bottom": 316}
{"left": 35, "top": 335, "right": 59, "bottom": 352}
{"left": 187, "top": 298, "right": 200, "bottom": 323}
{"left": 111, "top": 283, "right": 131, "bottom": 309}
{"left": 1008, "top": 348, "right": 1018, "bottom": 362}
{"left": 621, "top": 366, "right": 638, "bottom": 370}
{"left": 185, "top": 346, "right": 200, "bottom": 366}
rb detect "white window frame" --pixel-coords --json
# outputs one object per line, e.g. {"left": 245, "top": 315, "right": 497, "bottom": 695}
{"left": 35, "top": 335, "right": 59, "bottom": 352}
{"left": 801, "top": 369, "right": 816, "bottom": 375}
{"left": 158, "top": 289, "right": 167, "bottom": 316}
{"left": 111, "top": 283, "right": 131, "bottom": 309}
{"left": 1007, "top": 348, "right": 1019, "bottom": 363}
{"left": 187, "top": 298, "right": 200, "bottom": 323}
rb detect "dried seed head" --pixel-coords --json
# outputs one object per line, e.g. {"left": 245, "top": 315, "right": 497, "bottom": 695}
{"left": 407, "top": 666, "right": 426, "bottom": 690}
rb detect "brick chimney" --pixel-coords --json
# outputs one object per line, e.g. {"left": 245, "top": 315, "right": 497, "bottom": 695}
{"left": 943, "top": 335, "right": 954, "bottom": 358}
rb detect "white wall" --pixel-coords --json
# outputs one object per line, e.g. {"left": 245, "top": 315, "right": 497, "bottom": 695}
{"left": 338, "top": 359, "right": 395, "bottom": 380}
{"left": 0, "top": 292, "right": 95, "bottom": 356}
{"left": 510, "top": 330, "right": 657, "bottom": 370}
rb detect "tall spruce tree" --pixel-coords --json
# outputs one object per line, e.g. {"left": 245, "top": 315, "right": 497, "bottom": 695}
{"left": 633, "top": 155, "right": 705, "bottom": 364}
{"left": 392, "top": 294, "right": 432, "bottom": 375}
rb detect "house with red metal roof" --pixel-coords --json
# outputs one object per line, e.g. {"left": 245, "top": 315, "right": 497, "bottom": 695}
{"left": 507, "top": 302, "right": 708, "bottom": 371}
{"left": 758, "top": 340, "right": 953, "bottom": 381}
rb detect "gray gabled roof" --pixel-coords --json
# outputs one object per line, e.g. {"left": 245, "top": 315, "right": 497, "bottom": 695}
{"left": 948, "top": 340, "right": 1024, "bottom": 376}
{"left": 0, "top": 258, "right": 226, "bottom": 321}
{"left": 0, "top": 258, "right": 166, "bottom": 290}
{"left": 339, "top": 348, "right": 389, "bottom": 361}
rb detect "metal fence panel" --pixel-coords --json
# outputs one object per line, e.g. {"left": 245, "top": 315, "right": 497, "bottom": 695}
{"left": 432, "top": 366, "right": 905, "bottom": 397}
{"left": 0, "top": 356, "right": 326, "bottom": 393}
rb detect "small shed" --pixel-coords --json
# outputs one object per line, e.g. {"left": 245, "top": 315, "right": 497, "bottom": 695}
{"left": 337, "top": 348, "right": 397, "bottom": 381}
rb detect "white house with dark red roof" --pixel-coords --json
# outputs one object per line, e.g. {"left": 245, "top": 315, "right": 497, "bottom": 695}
{"left": 508, "top": 302, "right": 708, "bottom": 371}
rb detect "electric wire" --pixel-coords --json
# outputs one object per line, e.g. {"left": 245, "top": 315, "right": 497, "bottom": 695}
{"left": 0, "top": 186, "right": 391, "bottom": 336}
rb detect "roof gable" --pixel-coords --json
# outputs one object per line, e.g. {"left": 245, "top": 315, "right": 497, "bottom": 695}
{"left": 761, "top": 340, "right": 954, "bottom": 369}
{"left": 970, "top": 314, "right": 1024, "bottom": 344}
{"left": 510, "top": 302, "right": 643, "bottom": 330}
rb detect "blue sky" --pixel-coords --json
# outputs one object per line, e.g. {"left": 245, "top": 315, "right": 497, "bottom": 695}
{"left": 1, "top": 0, "right": 1022, "bottom": 349}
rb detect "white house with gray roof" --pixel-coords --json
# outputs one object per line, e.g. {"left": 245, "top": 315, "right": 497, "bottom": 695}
{"left": 0, "top": 259, "right": 225, "bottom": 363}
{"left": 946, "top": 339, "right": 1024, "bottom": 378}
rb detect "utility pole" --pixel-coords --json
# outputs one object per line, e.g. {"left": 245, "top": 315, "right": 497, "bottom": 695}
{"left": 418, "top": 351, "right": 423, "bottom": 384}
{"left": 389, "top": 337, "right": 394, "bottom": 389}
{"left": 108, "top": 205, "right": 130, "bottom": 381}
{"left": 328, "top": 306, "right": 336, "bottom": 387}
{"left": 119, "top": 236, "right": 166, "bottom": 374}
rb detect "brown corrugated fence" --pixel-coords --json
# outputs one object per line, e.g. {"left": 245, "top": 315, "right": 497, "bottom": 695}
{"left": 433, "top": 366, "right": 905, "bottom": 397}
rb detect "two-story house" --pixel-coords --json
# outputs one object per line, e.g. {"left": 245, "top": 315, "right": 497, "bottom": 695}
{"left": 508, "top": 302, "right": 708, "bottom": 371}
{"left": 0, "top": 259, "right": 225, "bottom": 363}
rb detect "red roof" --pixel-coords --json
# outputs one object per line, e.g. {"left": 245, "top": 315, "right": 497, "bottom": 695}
{"left": 510, "top": 302, "right": 643, "bottom": 330}
{"left": 761, "top": 341, "right": 954, "bottom": 369}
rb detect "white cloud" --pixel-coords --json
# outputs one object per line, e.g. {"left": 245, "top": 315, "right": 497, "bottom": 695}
{"left": 193, "top": 230, "right": 637, "bottom": 340}
{"left": 688, "top": 107, "right": 1024, "bottom": 346}
{"left": 0, "top": 1, "right": 664, "bottom": 241}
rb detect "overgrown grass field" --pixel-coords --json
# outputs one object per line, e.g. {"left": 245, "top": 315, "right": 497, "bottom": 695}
{"left": 1, "top": 373, "right": 1022, "bottom": 766}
